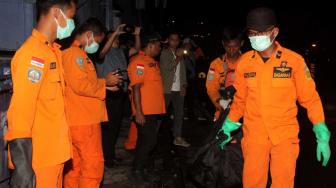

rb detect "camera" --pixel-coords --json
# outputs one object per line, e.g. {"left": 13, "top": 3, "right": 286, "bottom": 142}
{"left": 113, "top": 68, "right": 128, "bottom": 88}
{"left": 114, "top": 68, "right": 127, "bottom": 76}
{"left": 219, "top": 85, "right": 236, "bottom": 100}
{"left": 123, "top": 25, "right": 135, "bottom": 34}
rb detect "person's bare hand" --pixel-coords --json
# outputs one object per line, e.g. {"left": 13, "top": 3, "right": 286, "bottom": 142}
{"left": 176, "top": 48, "right": 184, "bottom": 57}
{"left": 106, "top": 86, "right": 120, "bottom": 92}
{"left": 135, "top": 112, "right": 145, "bottom": 125}
{"left": 115, "top": 24, "right": 126, "bottom": 35}
{"left": 105, "top": 72, "right": 122, "bottom": 86}
{"left": 133, "top": 26, "right": 141, "bottom": 36}
{"left": 180, "top": 87, "right": 187, "bottom": 97}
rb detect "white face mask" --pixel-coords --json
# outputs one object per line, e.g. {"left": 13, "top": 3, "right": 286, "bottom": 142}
{"left": 54, "top": 9, "right": 75, "bottom": 39}
{"left": 249, "top": 31, "right": 277, "bottom": 52}
{"left": 85, "top": 33, "right": 99, "bottom": 54}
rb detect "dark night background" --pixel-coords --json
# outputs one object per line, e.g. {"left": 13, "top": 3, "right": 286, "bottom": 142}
{"left": 133, "top": 1, "right": 336, "bottom": 187}
{"left": 123, "top": 0, "right": 336, "bottom": 100}
{"left": 1, "top": 0, "right": 336, "bottom": 187}
{"left": 106, "top": 0, "right": 336, "bottom": 187}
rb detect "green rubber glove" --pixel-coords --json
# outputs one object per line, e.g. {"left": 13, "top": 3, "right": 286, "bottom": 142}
{"left": 218, "top": 118, "right": 241, "bottom": 149}
{"left": 313, "top": 122, "right": 331, "bottom": 167}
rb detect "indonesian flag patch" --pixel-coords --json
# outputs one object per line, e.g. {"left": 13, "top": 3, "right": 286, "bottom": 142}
{"left": 136, "top": 64, "right": 144, "bottom": 76}
{"left": 207, "top": 68, "right": 215, "bottom": 80}
{"left": 30, "top": 56, "right": 45, "bottom": 68}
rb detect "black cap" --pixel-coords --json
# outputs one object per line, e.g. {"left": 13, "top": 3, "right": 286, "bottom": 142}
{"left": 141, "top": 32, "right": 162, "bottom": 47}
{"left": 246, "top": 7, "right": 276, "bottom": 32}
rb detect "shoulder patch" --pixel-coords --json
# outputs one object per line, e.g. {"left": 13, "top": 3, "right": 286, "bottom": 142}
{"left": 28, "top": 68, "right": 42, "bottom": 83}
{"left": 207, "top": 68, "right": 215, "bottom": 80}
{"left": 136, "top": 64, "right": 144, "bottom": 76}
{"left": 76, "top": 57, "right": 84, "bottom": 68}
{"left": 304, "top": 64, "right": 312, "bottom": 80}
{"left": 30, "top": 56, "right": 45, "bottom": 68}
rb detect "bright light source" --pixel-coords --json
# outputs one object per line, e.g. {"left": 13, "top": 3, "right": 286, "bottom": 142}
{"left": 311, "top": 43, "right": 317, "bottom": 47}
{"left": 172, "top": 20, "right": 175, "bottom": 23}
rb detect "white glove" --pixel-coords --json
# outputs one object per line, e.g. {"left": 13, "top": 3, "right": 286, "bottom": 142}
{"left": 219, "top": 99, "right": 231, "bottom": 110}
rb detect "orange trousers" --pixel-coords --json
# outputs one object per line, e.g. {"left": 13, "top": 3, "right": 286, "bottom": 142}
{"left": 241, "top": 138, "right": 299, "bottom": 188}
{"left": 34, "top": 164, "right": 64, "bottom": 188}
{"left": 64, "top": 124, "right": 104, "bottom": 188}
{"left": 124, "top": 121, "right": 137, "bottom": 150}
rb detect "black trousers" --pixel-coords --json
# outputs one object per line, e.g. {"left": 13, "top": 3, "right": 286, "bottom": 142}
{"left": 101, "top": 90, "right": 129, "bottom": 166}
{"left": 133, "top": 115, "right": 160, "bottom": 170}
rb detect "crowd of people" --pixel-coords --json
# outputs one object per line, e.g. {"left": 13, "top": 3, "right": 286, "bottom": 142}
{"left": 3, "top": 0, "right": 332, "bottom": 188}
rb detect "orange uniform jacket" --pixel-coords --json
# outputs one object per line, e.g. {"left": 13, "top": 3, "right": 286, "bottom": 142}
{"left": 206, "top": 55, "right": 238, "bottom": 105}
{"left": 5, "top": 29, "right": 71, "bottom": 168}
{"left": 228, "top": 42, "right": 325, "bottom": 145}
{"left": 128, "top": 51, "right": 166, "bottom": 115}
{"left": 62, "top": 40, "right": 108, "bottom": 126}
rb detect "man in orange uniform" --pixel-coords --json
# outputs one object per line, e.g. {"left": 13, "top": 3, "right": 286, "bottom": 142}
{"left": 62, "top": 18, "right": 121, "bottom": 188}
{"left": 206, "top": 26, "right": 243, "bottom": 120}
{"left": 128, "top": 33, "right": 165, "bottom": 183}
{"left": 5, "top": 1, "right": 76, "bottom": 187}
{"left": 219, "top": 7, "right": 331, "bottom": 188}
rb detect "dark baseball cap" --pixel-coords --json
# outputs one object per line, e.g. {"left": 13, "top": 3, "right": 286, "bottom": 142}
{"left": 246, "top": 7, "right": 277, "bottom": 32}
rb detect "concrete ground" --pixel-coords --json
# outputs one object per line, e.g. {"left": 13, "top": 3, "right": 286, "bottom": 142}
{"left": 101, "top": 102, "right": 336, "bottom": 188}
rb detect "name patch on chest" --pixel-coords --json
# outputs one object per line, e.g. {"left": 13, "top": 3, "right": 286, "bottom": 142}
{"left": 244, "top": 72, "right": 256, "bottom": 78}
{"left": 273, "top": 67, "right": 292, "bottom": 78}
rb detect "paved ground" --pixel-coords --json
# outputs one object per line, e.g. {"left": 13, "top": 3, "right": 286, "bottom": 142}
{"left": 101, "top": 102, "right": 336, "bottom": 188}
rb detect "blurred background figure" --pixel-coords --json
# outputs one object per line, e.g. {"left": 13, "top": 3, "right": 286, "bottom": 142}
{"left": 160, "top": 31, "right": 190, "bottom": 147}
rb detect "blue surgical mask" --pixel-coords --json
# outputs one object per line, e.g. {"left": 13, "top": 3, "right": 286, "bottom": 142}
{"left": 85, "top": 33, "right": 99, "bottom": 54}
{"left": 249, "top": 32, "right": 276, "bottom": 52}
{"left": 55, "top": 9, "right": 75, "bottom": 39}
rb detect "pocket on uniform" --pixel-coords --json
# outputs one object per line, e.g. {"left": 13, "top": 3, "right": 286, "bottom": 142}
{"left": 38, "top": 71, "right": 60, "bottom": 100}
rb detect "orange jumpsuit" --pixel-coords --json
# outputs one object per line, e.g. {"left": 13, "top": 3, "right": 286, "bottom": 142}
{"left": 228, "top": 42, "right": 325, "bottom": 188}
{"left": 206, "top": 54, "right": 238, "bottom": 119}
{"left": 5, "top": 29, "right": 71, "bottom": 188}
{"left": 62, "top": 40, "right": 107, "bottom": 188}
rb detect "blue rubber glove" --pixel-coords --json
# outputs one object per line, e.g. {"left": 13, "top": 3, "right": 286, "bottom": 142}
{"left": 218, "top": 118, "right": 241, "bottom": 149}
{"left": 313, "top": 122, "right": 331, "bottom": 167}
